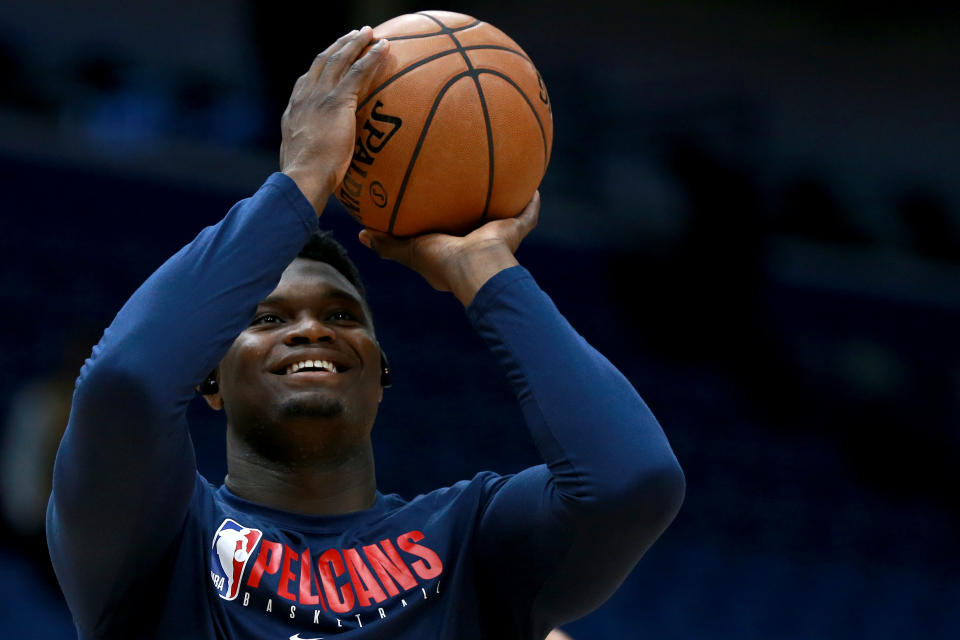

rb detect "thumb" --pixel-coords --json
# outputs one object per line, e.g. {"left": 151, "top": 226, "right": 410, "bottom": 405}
{"left": 358, "top": 229, "right": 415, "bottom": 266}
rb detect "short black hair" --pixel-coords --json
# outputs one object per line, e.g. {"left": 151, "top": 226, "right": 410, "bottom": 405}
{"left": 297, "top": 230, "right": 365, "bottom": 298}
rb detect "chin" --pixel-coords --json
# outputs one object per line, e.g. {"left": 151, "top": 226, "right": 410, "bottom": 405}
{"left": 280, "top": 397, "right": 345, "bottom": 419}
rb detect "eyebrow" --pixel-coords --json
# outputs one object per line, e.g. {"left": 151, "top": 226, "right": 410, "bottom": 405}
{"left": 258, "top": 290, "right": 364, "bottom": 308}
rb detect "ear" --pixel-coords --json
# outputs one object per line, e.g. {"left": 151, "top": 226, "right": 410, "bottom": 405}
{"left": 379, "top": 350, "right": 392, "bottom": 388}
{"left": 202, "top": 392, "right": 224, "bottom": 411}
{"left": 196, "top": 370, "right": 224, "bottom": 411}
{"left": 378, "top": 349, "right": 390, "bottom": 403}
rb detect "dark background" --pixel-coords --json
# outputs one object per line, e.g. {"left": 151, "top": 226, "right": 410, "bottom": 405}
{"left": 1, "top": 1, "right": 958, "bottom": 637}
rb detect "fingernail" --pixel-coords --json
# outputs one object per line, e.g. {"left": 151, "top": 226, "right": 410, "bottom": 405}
{"left": 358, "top": 231, "right": 372, "bottom": 248}
{"left": 372, "top": 39, "right": 387, "bottom": 49}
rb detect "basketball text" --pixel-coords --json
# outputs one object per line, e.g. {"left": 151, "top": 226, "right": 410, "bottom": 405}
{"left": 339, "top": 101, "right": 403, "bottom": 219}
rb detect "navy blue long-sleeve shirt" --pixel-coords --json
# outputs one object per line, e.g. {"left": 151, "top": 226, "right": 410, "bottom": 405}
{"left": 47, "top": 173, "right": 684, "bottom": 639}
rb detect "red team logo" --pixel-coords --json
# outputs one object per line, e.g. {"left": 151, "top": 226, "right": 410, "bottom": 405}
{"left": 210, "top": 518, "right": 445, "bottom": 629}
{"left": 211, "top": 519, "right": 263, "bottom": 600}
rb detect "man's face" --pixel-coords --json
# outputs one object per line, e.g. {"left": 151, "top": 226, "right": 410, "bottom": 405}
{"left": 212, "top": 258, "right": 383, "bottom": 461}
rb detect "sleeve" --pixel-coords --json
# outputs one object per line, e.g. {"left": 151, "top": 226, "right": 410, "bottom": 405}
{"left": 45, "top": 173, "right": 318, "bottom": 633}
{"left": 467, "top": 266, "right": 685, "bottom": 637}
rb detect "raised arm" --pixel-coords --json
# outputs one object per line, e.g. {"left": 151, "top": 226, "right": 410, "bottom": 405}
{"left": 46, "top": 28, "right": 389, "bottom": 632}
{"left": 466, "top": 265, "right": 684, "bottom": 633}
{"left": 361, "top": 196, "right": 685, "bottom": 636}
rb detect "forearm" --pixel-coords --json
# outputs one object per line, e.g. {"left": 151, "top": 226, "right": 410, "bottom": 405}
{"left": 86, "top": 174, "right": 317, "bottom": 402}
{"left": 55, "top": 173, "right": 318, "bottom": 513}
{"left": 470, "top": 267, "right": 684, "bottom": 631}
{"left": 467, "top": 266, "right": 684, "bottom": 514}
{"left": 48, "top": 173, "right": 318, "bottom": 629}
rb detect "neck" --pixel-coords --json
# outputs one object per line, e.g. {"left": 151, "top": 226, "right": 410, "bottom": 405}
{"left": 224, "top": 432, "right": 377, "bottom": 516}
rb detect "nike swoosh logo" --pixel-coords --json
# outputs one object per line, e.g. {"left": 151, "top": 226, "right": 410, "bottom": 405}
{"left": 290, "top": 634, "right": 323, "bottom": 640}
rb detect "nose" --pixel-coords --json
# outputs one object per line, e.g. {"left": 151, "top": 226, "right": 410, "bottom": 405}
{"left": 283, "top": 315, "right": 335, "bottom": 346}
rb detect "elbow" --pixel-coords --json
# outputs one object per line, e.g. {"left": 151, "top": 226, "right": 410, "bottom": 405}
{"left": 650, "top": 459, "right": 686, "bottom": 522}
{"left": 73, "top": 356, "right": 155, "bottom": 416}
{"left": 57, "top": 359, "right": 161, "bottom": 495}
{"left": 627, "top": 458, "right": 685, "bottom": 524}
{"left": 590, "top": 456, "right": 686, "bottom": 529}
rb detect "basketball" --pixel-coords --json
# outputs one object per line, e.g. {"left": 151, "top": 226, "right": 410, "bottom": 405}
{"left": 335, "top": 10, "right": 553, "bottom": 236}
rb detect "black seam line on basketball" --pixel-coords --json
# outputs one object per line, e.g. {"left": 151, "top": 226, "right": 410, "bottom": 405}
{"left": 385, "top": 19, "right": 481, "bottom": 41}
{"left": 472, "top": 72, "right": 495, "bottom": 221}
{"left": 414, "top": 13, "right": 482, "bottom": 33}
{"left": 457, "top": 46, "right": 494, "bottom": 220}
{"left": 357, "top": 45, "right": 531, "bottom": 110}
{"left": 417, "top": 12, "right": 472, "bottom": 66}
{"left": 387, "top": 71, "right": 474, "bottom": 234}
{"left": 430, "top": 24, "right": 495, "bottom": 220}
{"left": 477, "top": 69, "right": 549, "bottom": 172}
{"left": 358, "top": 47, "right": 460, "bottom": 109}
{"left": 418, "top": 12, "right": 468, "bottom": 68}
{"left": 419, "top": 10, "right": 485, "bottom": 70}
{"left": 464, "top": 44, "right": 530, "bottom": 62}
{"left": 389, "top": 12, "right": 495, "bottom": 227}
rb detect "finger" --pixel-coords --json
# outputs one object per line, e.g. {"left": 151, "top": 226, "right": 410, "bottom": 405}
{"left": 358, "top": 229, "right": 376, "bottom": 250}
{"left": 511, "top": 190, "right": 541, "bottom": 242}
{"left": 359, "top": 229, "right": 416, "bottom": 267}
{"left": 306, "top": 29, "right": 359, "bottom": 85}
{"left": 320, "top": 26, "right": 375, "bottom": 86}
{"left": 338, "top": 38, "right": 390, "bottom": 97}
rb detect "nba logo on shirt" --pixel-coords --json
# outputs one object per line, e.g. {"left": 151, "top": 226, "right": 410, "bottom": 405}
{"left": 210, "top": 518, "right": 262, "bottom": 601}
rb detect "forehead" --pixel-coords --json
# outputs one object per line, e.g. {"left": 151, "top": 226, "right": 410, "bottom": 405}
{"left": 269, "top": 258, "right": 364, "bottom": 303}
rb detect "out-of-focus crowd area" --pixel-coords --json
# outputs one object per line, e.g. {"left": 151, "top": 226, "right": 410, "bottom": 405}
{"left": 1, "top": 1, "right": 958, "bottom": 637}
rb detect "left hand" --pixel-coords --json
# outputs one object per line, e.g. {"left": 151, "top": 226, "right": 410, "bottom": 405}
{"left": 358, "top": 192, "right": 540, "bottom": 306}
{"left": 280, "top": 27, "right": 389, "bottom": 213}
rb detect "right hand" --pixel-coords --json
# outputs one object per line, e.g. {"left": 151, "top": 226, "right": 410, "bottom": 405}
{"left": 280, "top": 26, "right": 389, "bottom": 214}
{"left": 359, "top": 192, "right": 540, "bottom": 307}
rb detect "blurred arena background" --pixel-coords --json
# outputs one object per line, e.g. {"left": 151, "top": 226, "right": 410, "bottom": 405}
{"left": 1, "top": 1, "right": 958, "bottom": 637}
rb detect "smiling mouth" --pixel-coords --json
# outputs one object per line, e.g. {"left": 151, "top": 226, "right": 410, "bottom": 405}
{"left": 272, "top": 359, "right": 344, "bottom": 375}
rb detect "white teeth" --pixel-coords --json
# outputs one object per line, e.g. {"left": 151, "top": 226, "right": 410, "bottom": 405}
{"left": 284, "top": 359, "right": 338, "bottom": 375}
{"left": 318, "top": 360, "right": 336, "bottom": 373}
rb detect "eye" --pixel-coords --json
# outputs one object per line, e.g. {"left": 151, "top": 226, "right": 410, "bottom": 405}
{"left": 251, "top": 313, "right": 283, "bottom": 326}
{"left": 327, "top": 309, "right": 360, "bottom": 323}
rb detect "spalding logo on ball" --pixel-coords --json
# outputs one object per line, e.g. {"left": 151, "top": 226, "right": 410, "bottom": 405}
{"left": 336, "top": 10, "right": 553, "bottom": 236}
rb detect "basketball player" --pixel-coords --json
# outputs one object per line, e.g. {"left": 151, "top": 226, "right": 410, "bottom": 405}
{"left": 47, "top": 27, "right": 684, "bottom": 638}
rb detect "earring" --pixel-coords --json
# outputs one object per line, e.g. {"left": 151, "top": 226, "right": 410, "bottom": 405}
{"left": 199, "top": 372, "right": 219, "bottom": 395}
{"left": 380, "top": 351, "right": 392, "bottom": 388}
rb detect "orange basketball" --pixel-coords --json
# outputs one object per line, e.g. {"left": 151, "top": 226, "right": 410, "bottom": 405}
{"left": 335, "top": 10, "right": 553, "bottom": 236}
